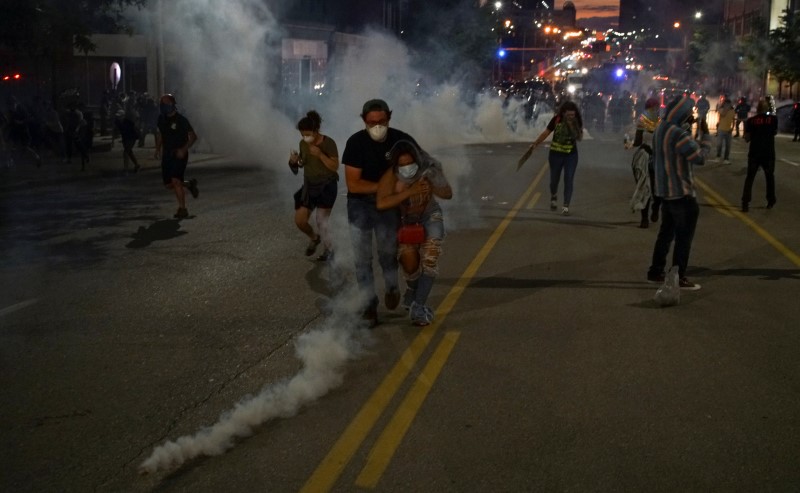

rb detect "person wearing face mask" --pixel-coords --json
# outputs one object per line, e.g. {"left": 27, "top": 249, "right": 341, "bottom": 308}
{"left": 528, "top": 100, "right": 584, "bottom": 215}
{"left": 154, "top": 94, "right": 198, "bottom": 219}
{"left": 376, "top": 141, "right": 452, "bottom": 326}
{"left": 341, "top": 99, "right": 420, "bottom": 328}
{"left": 646, "top": 95, "right": 711, "bottom": 291}
{"left": 288, "top": 110, "right": 339, "bottom": 260}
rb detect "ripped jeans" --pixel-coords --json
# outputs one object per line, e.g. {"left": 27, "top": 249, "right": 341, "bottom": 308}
{"left": 398, "top": 206, "right": 445, "bottom": 282}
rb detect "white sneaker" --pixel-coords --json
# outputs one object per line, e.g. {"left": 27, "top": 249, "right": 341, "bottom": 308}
{"left": 562, "top": 206, "right": 570, "bottom": 215}
{"left": 723, "top": 159, "right": 731, "bottom": 165}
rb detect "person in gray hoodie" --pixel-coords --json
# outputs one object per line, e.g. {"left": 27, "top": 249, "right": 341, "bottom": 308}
{"left": 646, "top": 95, "right": 711, "bottom": 291}
{"left": 377, "top": 141, "right": 452, "bottom": 326}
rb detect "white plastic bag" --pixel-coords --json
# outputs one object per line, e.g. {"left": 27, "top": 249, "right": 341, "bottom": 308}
{"left": 654, "top": 266, "right": 680, "bottom": 307}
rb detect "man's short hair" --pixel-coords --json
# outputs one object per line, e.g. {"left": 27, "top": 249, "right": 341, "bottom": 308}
{"left": 361, "top": 99, "right": 391, "bottom": 117}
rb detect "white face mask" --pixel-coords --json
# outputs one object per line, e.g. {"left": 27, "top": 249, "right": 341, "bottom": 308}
{"left": 302, "top": 135, "right": 315, "bottom": 144}
{"left": 367, "top": 124, "right": 388, "bottom": 141}
{"left": 397, "top": 163, "right": 419, "bottom": 179}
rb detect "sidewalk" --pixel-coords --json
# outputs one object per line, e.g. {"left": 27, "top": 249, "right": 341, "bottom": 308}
{"left": 0, "top": 135, "right": 222, "bottom": 193}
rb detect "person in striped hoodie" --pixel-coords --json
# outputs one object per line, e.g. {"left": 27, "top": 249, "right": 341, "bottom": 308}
{"left": 646, "top": 95, "right": 711, "bottom": 291}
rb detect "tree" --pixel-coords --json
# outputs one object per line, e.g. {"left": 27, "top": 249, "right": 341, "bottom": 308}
{"left": 739, "top": 15, "right": 771, "bottom": 94}
{"left": 403, "top": 0, "right": 496, "bottom": 87}
{"left": 768, "top": 9, "right": 800, "bottom": 99}
{"left": 0, "top": 0, "right": 146, "bottom": 99}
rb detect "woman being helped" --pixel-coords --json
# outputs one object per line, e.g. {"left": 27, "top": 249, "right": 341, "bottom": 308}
{"left": 288, "top": 110, "right": 339, "bottom": 260}
{"left": 377, "top": 141, "right": 452, "bottom": 326}
{"left": 529, "top": 100, "right": 583, "bottom": 215}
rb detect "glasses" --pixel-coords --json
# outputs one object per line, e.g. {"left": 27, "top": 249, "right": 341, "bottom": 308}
{"left": 365, "top": 119, "right": 389, "bottom": 127}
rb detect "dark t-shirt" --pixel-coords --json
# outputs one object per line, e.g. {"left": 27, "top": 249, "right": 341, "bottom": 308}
{"left": 157, "top": 113, "right": 194, "bottom": 161}
{"left": 744, "top": 113, "right": 777, "bottom": 160}
{"left": 341, "top": 127, "right": 418, "bottom": 198}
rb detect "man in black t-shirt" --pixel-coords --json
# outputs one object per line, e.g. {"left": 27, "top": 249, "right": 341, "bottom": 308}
{"left": 155, "top": 94, "right": 198, "bottom": 219}
{"left": 342, "top": 99, "right": 419, "bottom": 327}
{"left": 741, "top": 99, "right": 778, "bottom": 212}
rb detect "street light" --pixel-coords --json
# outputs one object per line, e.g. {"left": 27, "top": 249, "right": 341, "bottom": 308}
{"left": 694, "top": 11, "right": 702, "bottom": 20}
{"left": 495, "top": 1, "right": 502, "bottom": 9}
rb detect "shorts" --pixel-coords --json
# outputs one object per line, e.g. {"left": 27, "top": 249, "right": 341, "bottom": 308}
{"left": 162, "top": 157, "right": 188, "bottom": 185}
{"left": 294, "top": 179, "right": 337, "bottom": 210}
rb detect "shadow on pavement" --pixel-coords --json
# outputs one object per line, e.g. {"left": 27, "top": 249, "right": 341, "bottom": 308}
{"left": 126, "top": 219, "right": 187, "bottom": 249}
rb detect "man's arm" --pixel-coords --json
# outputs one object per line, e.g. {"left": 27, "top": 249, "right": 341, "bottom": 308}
{"left": 345, "top": 165, "right": 379, "bottom": 195}
{"left": 175, "top": 130, "right": 197, "bottom": 160}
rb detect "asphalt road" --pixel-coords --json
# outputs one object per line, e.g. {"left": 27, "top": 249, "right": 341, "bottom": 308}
{"left": 1, "top": 131, "right": 799, "bottom": 492}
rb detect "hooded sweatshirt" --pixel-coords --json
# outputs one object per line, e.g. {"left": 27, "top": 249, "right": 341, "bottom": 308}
{"left": 652, "top": 96, "right": 710, "bottom": 200}
{"left": 387, "top": 140, "right": 450, "bottom": 221}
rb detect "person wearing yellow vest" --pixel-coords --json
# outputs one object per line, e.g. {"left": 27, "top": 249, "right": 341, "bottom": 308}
{"left": 528, "top": 101, "right": 584, "bottom": 215}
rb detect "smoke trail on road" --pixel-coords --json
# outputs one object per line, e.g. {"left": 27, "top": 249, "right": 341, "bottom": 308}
{"left": 139, "top": 317, "right": 365, "bottom": 474}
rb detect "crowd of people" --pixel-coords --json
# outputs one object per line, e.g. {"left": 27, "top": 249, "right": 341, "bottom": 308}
{"left": 624, "top": 90, "right": 786, "bottom": 292}
{"left": 3, "top": 86, "right": 794, "bottom": 321}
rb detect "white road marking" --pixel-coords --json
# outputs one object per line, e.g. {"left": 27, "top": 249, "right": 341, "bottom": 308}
{"left": 780, "top": 158, "right": 799, "bottom": 167}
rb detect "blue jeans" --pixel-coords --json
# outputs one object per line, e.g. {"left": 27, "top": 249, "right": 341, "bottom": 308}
{"left": 549, "top": 150, "right": 579, "bottom": 205}
{"left": 716, "top": 131, "right": 732, "bottom": 160}
{"left": 648, "top": 196, "right": 699, "bottom": 278}
{"left": 347, "top": 197, "right": 399, "bottom": 310}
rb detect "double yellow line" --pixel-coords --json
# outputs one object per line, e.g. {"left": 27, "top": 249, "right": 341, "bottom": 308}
{"left": 695, "top": 177, "right": 800, "bottom": 267}
{"left": 300, "top": 163, "right": 549, "bottom": 492}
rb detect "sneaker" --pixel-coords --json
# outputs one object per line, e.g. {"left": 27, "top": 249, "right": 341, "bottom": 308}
{"left": 187, "top": 179, "right": 199, "bottom": 199}
{"left": 174, "top": 207, "right": 189, "bottom": 219}
{"left": 647, "top": 272, "right": 665, "bottom": 284}
{"left": 316, "top": 249, "right": 333, "bottom": 261}
{"left": 401, "top": 288, "right": 416, "bottom": 311}
{"left": 766, "top": 200, "right": 775, "bottom": 210}
{"left": 639, "top": 218, "right": 649, "bottom": 229}
{"left": 723, "top": 159, "right": 731, "bottom": 165}
{"left": 305, "top": 236, "right": 321, "bottom": 256}
{"left": 561, "top": 206, "right": 570, "bottom": 216}
{"left": 679, "top": 277, "right": 701, "bottom": 291}
{"left": 550, "top": 196, "right": 557, "bottom": 211}
{"left": 409, "top": 302, "right": 434, "bottom": 326}
{"left": 385, "top": 288, "right": 400, "bottom": 310}
{"left": 741, "top": 203, "right": 749, "bottom": 213}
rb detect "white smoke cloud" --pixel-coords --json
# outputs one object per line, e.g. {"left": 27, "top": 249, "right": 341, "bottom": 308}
{"left": 139, "top": 318, "right": 367, "bottom": 475}
{"left": 134, "top": 0, "right": 550, "bottom": 475}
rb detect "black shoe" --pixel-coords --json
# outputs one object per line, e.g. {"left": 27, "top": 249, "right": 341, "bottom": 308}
{"left": 174, "top": 207, "right": 189, "bottom": 219}
{"left": 647, "top": 272, "right": 665, "bottom": 284}
{"left": 385, "top": 288, "right": 400, "bottom": 310}
{"left": 766, "top": 201, "right": 775, "bottom": 210}
{"left": 650, "top": 207, "right": 659, "bottom": 223}
{"left": 639, "top": 219, "right": 649, "bottom": 229}
{"left": 550, "top": 195, "right": 557, "bottom": 211}
{"left": 133, "top": 163, "right": 140, "bottom": 173}
{"left": 187, "top": 179, "right": 199, "bottom": 199}
{"left": 741, "top": 203, "right": 749, "bottom": 213}
{"left": 305, "top": 236, "right": 321, "bottom": 256}
{"left": 361, "top": 306, "right": 378, "bottom": 329}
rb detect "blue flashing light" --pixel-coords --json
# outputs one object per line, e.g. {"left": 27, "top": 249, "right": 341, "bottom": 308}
{"left": 498, "top": 49, "right": 507, "bottom": 58}
{"left": 615, "top": 68, "right": 625, "bottom": 78}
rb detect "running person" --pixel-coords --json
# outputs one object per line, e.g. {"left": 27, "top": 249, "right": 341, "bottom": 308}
{"left": 154, "top": 94, "right": 198, "bottom": 219}
{"left": 288, "top": 110, "right": 339, "bottom": 260}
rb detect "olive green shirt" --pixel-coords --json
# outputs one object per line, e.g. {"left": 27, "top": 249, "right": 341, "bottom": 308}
{"left": 299, "top": 135, "right": 339, "bottom": 184}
